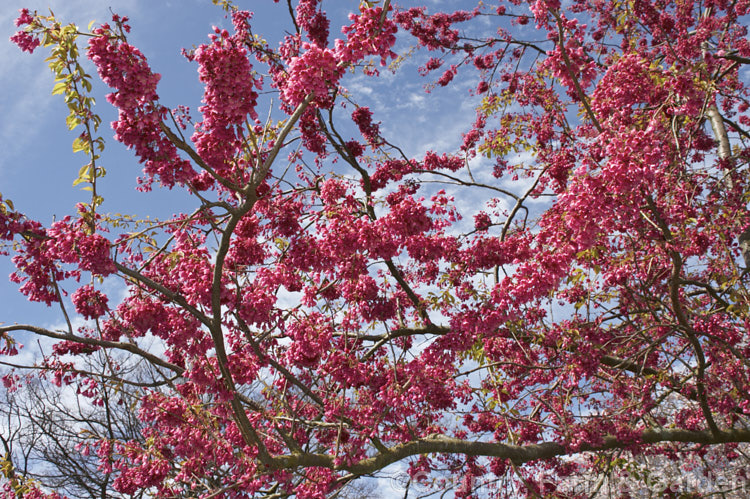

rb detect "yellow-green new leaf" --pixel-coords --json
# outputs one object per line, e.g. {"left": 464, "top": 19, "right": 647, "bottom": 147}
{"left": 72, "top": 136, "right": 89, "bottom": 153}
{"left": 51, "top": 81, "right": 67, "bottom": 95}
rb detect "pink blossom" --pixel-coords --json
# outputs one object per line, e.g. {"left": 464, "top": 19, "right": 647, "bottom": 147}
{"left": 351, "top": 106, "right": 381, "bottom": 146}
{"left": 336, "top": 6, "right": 397, "bottom": 66}
{"left": 88, "top": 26, "right": 195, "bottom": 188}
{"left": 10, "top": 31, "right": 40, "bottom": 53}
{"left": 283, "top": 42, "right": 343, "bottom": 108}
{"left": 473, "top": 212, "right": 491, "bottom": 231}
{"left": 71, "top": 285, "right": 110, "bottom": 319}
{"left": 191, "top": 17, "right": 260, "bottom": 172}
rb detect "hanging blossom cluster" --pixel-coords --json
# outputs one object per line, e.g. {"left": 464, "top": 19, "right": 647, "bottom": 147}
{"left": 393, "top": 7, "right": 478, "bottom": 50}
{"left": 282, "top": 43, "right": 344, "bottom": 108}
{"left": 539, "top": 18, "right": 598, "bottom": 100}
{"left": 336, "top": 6, "right": 398, "bottom": 67}
{"left": 279, "top": 4, "right": 398, "bottom": 110}
{"left": 71, "top": 284, "right": 110, "bottom": 320}
{"left": 191, "top": 11, "right": 262, "bottom": 175}
{"left": 296, "top": 0, "right": 329, "bottom": 47}
{"left": 9, "top": 8, "right": 39, "bottom": 53}
{"left": 87, "top": 19, "right": 195, "bottom": 189}
{"left": 351, "top": 106, "right": 381, "bottom": 147}
{"left": 0, "top": 195, "right": 37, "bottom": 244}
{"left": 1, "top": 196, "right": 58, "bottom": 305}
{"left": 10, "top": 214, "right": 114, "bottom": 305}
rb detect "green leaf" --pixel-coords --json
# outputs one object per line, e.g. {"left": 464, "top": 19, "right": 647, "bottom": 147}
{"left": 51, "top": 81, "right": 67, "bottom": 95}
{"left": 72, "top": 137, "right": 87, "bottom": 153}
{"left": 66, "top": 114, "right": 80, "bottom": 130}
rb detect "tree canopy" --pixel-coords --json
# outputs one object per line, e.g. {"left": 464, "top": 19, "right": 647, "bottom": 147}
{"left": 3, "top": 0, "right": 750, "bottom": 497}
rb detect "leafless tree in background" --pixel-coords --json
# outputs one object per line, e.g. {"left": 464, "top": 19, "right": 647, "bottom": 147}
{"left": 0, "top": 350, "right": 146, "bottom": 498}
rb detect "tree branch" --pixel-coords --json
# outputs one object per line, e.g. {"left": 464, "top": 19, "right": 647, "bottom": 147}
{"left": 0, "top": 324, "right": 183, "bottom": 375}
{"left": 551, "top": 11, "right": 602, "bottom": 133}
{"left": 114, "top": 261, "right": 212, "bottom": 328}
{"left": 267, "top": 428, "right": 750, "bottom": 474}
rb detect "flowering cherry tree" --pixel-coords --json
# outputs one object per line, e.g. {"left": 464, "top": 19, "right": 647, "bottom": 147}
{"left": 4, "top": 0, "right": 750, "bottom": 497}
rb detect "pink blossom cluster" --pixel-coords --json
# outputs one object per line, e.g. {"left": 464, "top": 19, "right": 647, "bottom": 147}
{"left": 194, "top": 29, "right": 259, "bottom": 125}
{"left": 419, "top": 56, "right": 444, "bottom": 76}
{"left": 88, "top": 34, "right": 159, "bottom": 109}
{"left": 192, "top": 15, "right": 261, "bottom": 173}
{"left": 71, "top": 284, "right": 109, "bottom": 319}
{"left": 379, "top": 194, "right": 433, "bottom": 240}
{"left": 319, "top": 178, "right": 349, "bottom": 205}
{"left": 282, "top": 42, "right": 343, "bottom": 108}
{"left": 10, "top": 232, "right": 61, "bottom": 305}
{"left": 1, "top": 484, "right": 62, "bottom": 499}
{"left": 45, "top": 217, "right": 115, "bottom": 276}
{"left": 10, "top": 216, "right": 113, "bottom": 305}
{"left": 14, "top": 7, "right": 34, "bottom": 26}
{"left": 336, "top": 6, "right": 398, "bottom": 67}
{"left": 9, "top": 9, "right": 40, "bottom": 53}
{"left": 284, "top": 312, "right": 333, "bottom": 367}
{"left": 473, "top": 211, "right": 491, "bottom": 231}
{"left": 541, "top": 19, "right": 597, "bottom": 100}
{"left": 10, "top": 30, "right": 39, "bottom": 54}
{"left": 298, "top": 108, "right": 327, "bottom": 154}
{"left": 296, "top": 0, "right": 329, "bottom": 47}
{"left": 422, "top": 151, "right": 464, "bottom": 172}
{"left": 279, "top": 5, "right": 398, "bottom": 110}
{"left": 590, "top": 54, "right": 667, "bottom": 122}
{"left": 351, "top": 106, "right": 381, "bottom": 146}
{"left": 369, "top": 159, "right": 416, "bottom": 191}
{"left": 0, "top": 195, "right": 39, "bottom": 243}
{"left": 51, "top": 339, "right": 99, "bottom": 356}
{"left": 393, "top": 7, "right": 478, "bottom": 51}
{"left": 436, "top": 64, "right": 458, "bottom": 86}
{"left": 225, "top": 214, "right": 265, "bottom": 270}
{"left": 88, "top": 24, "right": 195, "bottom": 188}
{"left": 104, "top": 293, "right": 210, "bottom": 366}
{"left": 368, "top": 152, "right": 462, "bottom": 191}
{"left": 141, "top": 232, "right": 215, "bottom": 309}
